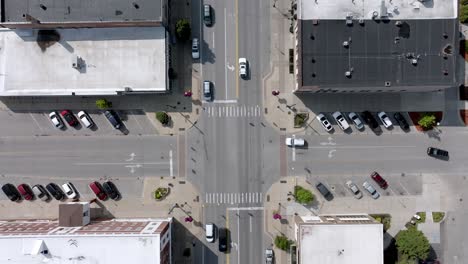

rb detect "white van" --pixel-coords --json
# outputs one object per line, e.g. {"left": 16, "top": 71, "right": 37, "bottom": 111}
{"left": 205, "top": 223, "right": 215, "bottom": 243}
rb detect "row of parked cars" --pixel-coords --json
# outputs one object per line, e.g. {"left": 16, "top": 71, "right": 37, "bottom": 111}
{"left": 49, "top": 110, "right": 123, "bottom": 129}
{"left": 315, "top": 171, "right": 389, "bottom": 201}
{"left": 205, "top": 223, "right": 229, "bottom": 253}
{"left": 316, "top": 111, "right": 410, "bottom": 132}
{"left": 1, "top": 181, "right": 120, "bottom": 202}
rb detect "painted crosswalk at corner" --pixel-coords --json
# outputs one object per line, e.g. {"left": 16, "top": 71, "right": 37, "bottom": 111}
{"left": 203, "top": 105, "right": 261, "bottom": 118}
{"left": 204, "top": 192, "right": 263, "bottom": 204}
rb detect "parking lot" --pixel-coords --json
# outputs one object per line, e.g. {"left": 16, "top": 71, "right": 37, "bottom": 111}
{"left": 0, "top": 109, "right": 157, "bottom": 137}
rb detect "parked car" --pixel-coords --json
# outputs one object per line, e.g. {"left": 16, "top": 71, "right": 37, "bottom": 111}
{"left": 348, "top": 112, "right": 364, "bottom": 130}
{"left": 49, "top": 111, "right": 64, "bottom": 129}
{"left": 62, "top": 182, "right": 78, "bottom": 199}
{"left": 316, "top": 182, "right": 334, "bottom": 201}
{"left": 316, "top": 113, "right": 333, "bottom": 132}
{"left": 427, "top": 147, "right": 449, "bottom": 159}
{"left": 203, "top": 81, "right": 213, "bottom": 101}
{"left": 32, "top": 184, "right": 50, "bottom": 201}
{"left": 60, "top": 110, "right": 79, "bottom": 127}
{"left": 239, "top": 58, "right": 248, "bottom": 79}
{"left": 285, "top": 137, "right": 305, "bottom": 147}
{"left": 89, "top": 181, "right": 107, "bottom": 200}
{"left": 2, "top": 183, "right": 21, "bottom": 202}
{"left": 77, "top": 111, "right": 95, "bottom": 128}
{"left": 205, "top": 223, "right": 216, "bottom": 243}
{"left": 192, "top": 38, "right": 200, "bottom": 59}
{"left": 345, "top": 180, "right": 363, "bottom": 199}
{"left": 17, "top": 184, "right": 34, "bottom": 200}
{"left": 104, "top": 110, "right": 122, "bottom": 129}
{"left": 203, "top": 4, "right": 213, "bottom": 26}
{"left": 46, "top": 183, "right": 65, "bottom": 200}
{"left": 361, "top": 111, "right": 379, "bottom": 130}
{"left": 377, "top": 112, "right": 393, "bottom": 128}
{"left": 362, "top": 181, "right": 380, "bottom": 199}
{"left": 102, "top": 181, "right": 120, "bottom": 200}
{"left": 218, "top": 227, "right": 228, "bottom": 252}
{"left": 332, "top": 111, "right": 350, "bottom": 130}
{"left": 393, "top": 112, "right": 410, "bottom": 130}
{"left": 265, "top": 248, "right": 274, "bottom": 264}
{"left": 370, "top": 171, "right": 388, "bottom": 189}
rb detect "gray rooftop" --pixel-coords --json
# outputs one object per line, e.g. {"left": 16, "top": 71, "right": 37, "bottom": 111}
{"left": 298, "top": 19, "right": 458, "bottom": 91}
{"left": 2, "top": 0, "right": 162, "bottom": 23}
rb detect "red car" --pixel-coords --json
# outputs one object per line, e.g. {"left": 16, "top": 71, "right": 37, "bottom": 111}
{"left": 17, "top": 184, "right": 34, "bottom": 200}
{"left": 371, "top": 172, "right": 388, "bottom": 189}
{"left": 89, "top": 181, "right": 107, "bottom": 200}
{"left": 60, "top": 110, "right": 78, "bottom": 126}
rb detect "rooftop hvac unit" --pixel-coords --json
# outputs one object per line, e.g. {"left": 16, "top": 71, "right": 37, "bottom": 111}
{"left": 345, "top": 13, "right": 353, "bottom": 25}
{"left": 411, "top": 59, "right": 418, "bottom": 65}
{"left": 345, "top": 71, "right": 352, "bottom": 77}
{"left": 124, "top": 87, "right": 132, "bottom": 92}
{"left": 372, "top": 11, "right": 379, "bottom": 19}
{"left": 385, "top": 81, "right": 391, "bottom": 87}
{"left": 343, "top": 41, "right": 349, "bottom": 48}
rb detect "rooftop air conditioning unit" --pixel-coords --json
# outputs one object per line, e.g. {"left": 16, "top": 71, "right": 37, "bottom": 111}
{"left": 385, "top": 81, "right": 391, "bottom": 87}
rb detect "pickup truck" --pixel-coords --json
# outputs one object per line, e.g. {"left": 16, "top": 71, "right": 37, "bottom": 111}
{"left": 265, "top": 248, "right": 274, "bottom": 264}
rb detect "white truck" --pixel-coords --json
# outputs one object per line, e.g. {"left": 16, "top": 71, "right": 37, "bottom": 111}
{"left": 265, "top": 248, "right": 274, "bottom": 264}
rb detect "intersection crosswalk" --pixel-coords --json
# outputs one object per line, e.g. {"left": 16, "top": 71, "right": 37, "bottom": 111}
{"left": 203, "top": 105, "right": 261, "bottom": 118}
{"left": 204, "top": 192, "right": 263, "bottom": 204}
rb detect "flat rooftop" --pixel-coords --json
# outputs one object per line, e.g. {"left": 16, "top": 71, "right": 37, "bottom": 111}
{"left": 299, "top": 18, "right": 457, "bottom": 90}
{"left": 0, "top": 27, "right": 167, "bottom": 96}
{"left": 299, "top": 223, "right": 383, "bottom": 264}
{"left": 299, "top": 0, "right": 457, "bottom": 20}
{"left": 2, "top": 0, "right": 163, "bottom": 23}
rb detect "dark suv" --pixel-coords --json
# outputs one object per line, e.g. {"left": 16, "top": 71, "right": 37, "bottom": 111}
{"left": 46, "top": 183, "right": 65, "bottom": 200}
{"left": 104, "top": 110, "right": 122, "bottom": 129}
{"left": 2, "top": 183, "right": 21, "bottom": 202}
{"left": 427, "top": 147, "right": 449, "bottom": 160}
{"left": 370, "top": 171, "right": 388, "bottom": 189}
{"left": 316, "top": 182, "right": 334, "bottom": 201}
{"left": 218, "top": 227, "right": 228, "bottom": 252}
{"left": 361, "top": 111, "right": 379, "bottom": 130}
{"left": 393, "top": 112, "right": 410, "bottom": 130}
{"left": 103, "top": 181, "right": 120, "bottom": 200}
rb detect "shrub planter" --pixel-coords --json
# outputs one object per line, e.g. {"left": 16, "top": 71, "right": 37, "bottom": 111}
{"left": 294, "top": 113, "right": 309, "bottom": 128}
{"left": 156, "top": 112, "right": 171, "bottom": 126}
{"left": 154, "top": 187, "right": 170, "bottom": 201}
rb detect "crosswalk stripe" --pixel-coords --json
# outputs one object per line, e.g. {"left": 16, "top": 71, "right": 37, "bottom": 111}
{"left": 204, "top": 192, "right": 263, "bottom": 204}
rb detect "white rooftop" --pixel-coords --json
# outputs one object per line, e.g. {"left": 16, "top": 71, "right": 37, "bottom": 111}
{"left": 299, "top": 0, "right": 457, "bottom": 20}
{"left": 299, "top": 224, "right": 383, "bottom": 264}
{"left": 0, "top": 27, "right": 167, "bottom": 96}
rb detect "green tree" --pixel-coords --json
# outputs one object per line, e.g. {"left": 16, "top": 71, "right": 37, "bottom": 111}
{"left": 156, "top": 112, "right": 170, "bottom": 125}
{"left": 294, "top": 186, "right": 314, "bottom": 204}
{"left": 95, "top": 99, "right": 112, "bottom": 109}
{"left": 461, "top": 4, "right": 468, "bottom": 23}
{"left": 417, "top": 113, "right": 436, "bottom": 130}
{"left": 395, "top": 228, "right": 430, "bottom": 261}
{"left": 175, "top": 19, "right": 191, "bottom": 41}
{"left": 274, "top": 235, "right": 293, "bottom": 251}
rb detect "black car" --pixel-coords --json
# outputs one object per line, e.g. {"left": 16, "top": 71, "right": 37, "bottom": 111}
{"left": 46, "top": 183, "right": 65, "bottom": 200}
{"left": 394, "top": 112, "right": 410, "bottom": 130}
{"left": 104, "top": 110, "right": 122, "bottom": 129}
{"left": 102, "top": 181, "right": 120, "bottom": 200}
{"left": 2, "top": 183, "right": 21, "bottom": 202}
{"left": 218, "top": 227, "right": 228, "bottom": 252}
{"left": 427, "top": 147, "right": 449, "bottom": 160}
{"left": 316, "top": 182, "right": 334, "bottom": 201}
{"left": 361, "top": 111, "right": 379, "bottom": 130}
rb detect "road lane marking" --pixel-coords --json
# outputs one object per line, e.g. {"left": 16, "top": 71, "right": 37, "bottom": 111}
{"left": 213, "top": 100, "right": 238, "bottom": 103}
{"left": 74, "top": 162, "right": 168, "bottom": 165}
{"left": 328, "top": 149, "right": 336, "bottom": 158}
{"left": 224, "top": 7, "right": 228, "bottom": 100}
{"left": 307, "top": 145, "right": 417, "bottom": 149}
{"left": 235, "top": 0, "right": 239, "bottom": 98}
{"left": 212, "top": 32, "right": 215, "bottom": 49}
{"left": 126, "top": 153, "right": 136, "bottom": 162}
{"left": 227, "top": 207, "right": 264, "bottom": 211}
{"left": 169, "top": 150, "right": 173, "bottom": 177}
{"left": 249, "top": 214, "right": 253, "bottom": 233}
{"left": 292, "top": 135, "right": 296, "bottom": 161}
{"left": 30, "top": 113, "right": 44, "bottom": 131}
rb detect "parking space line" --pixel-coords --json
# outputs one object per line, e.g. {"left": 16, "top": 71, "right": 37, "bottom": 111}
{"left": 129, "top": 111, "right": 144, "bottom": 130}
{"left": 29, "top": 113, "right": 44, "bottom": 131}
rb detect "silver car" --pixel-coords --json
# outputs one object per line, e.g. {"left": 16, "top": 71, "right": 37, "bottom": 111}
{"left": 348, "top": 112, "right": 364, "bottom": 130}
{"left": 316, "top": 113, "right": 333, "bottom": 132}
{"left": 332, "top": 111, "right": 350, "bottom": 131}
{"left": 345, "top": 180, "right": 363, "bottom": 199}
{"left": 192, "top": 38, "right": 200, "bottom": 59}
{"left": 363, "top": 181, "right": 380, "bottom": 199}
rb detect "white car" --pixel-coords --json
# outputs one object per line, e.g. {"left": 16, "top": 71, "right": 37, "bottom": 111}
{"left": 49, "top": 111, "right": 64, "bottom": 129}
{"left": 332, "top": 111, "right": 350, "bottom": 131}
{"left": 348, "top": 112, "right": 364, "bottom": 130}
{"left": 362, "top": 181, "right": 380, "bottom": 199}
{"left": 378, "top": 112, "right": 393, "bottom": 128}
{"left": 239, "top": 58, "right": 248, "bottom": 78}
{"left": 285, "top": 137, "right": 305, "bottom": 147}
{"left": 345, "top": 180, "right": 363, "bottom": 199}
{"left": 77, "top": 111, "right": 94, "bottom": 128}
{"left": 191, "top": 38, "right": 200, "bottom": 59}
{"left": 62, "top": 182, "right": 77, "bottom": 199}
{"left": 316, "top": 113, "right": 333, "bottom": 132}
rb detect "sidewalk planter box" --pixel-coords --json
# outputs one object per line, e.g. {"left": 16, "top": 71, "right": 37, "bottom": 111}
{"left": 154, "top": 187, "right": 170, "bottom": 201}
{"left": 294, "top": 113, "right": 309, "bottom": 128}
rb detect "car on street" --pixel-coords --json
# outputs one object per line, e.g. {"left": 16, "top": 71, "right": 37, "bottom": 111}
{"left": 332, "top": 111, "right": 350, "bottom": 130}
{"left": 102, "top": 181, "right": 120, "bottom": 200}
{"left": 361, "top": 111, "right": 379, "bottom": 130}
{"left": 370, "top": 171, "right": 388, "bottom": 189}
{"left": 265, "top": 248, "right": 274, "bottom": 264}
{"left": 285, "top": 137, "right": 305, "bottom": 147}
{"left": 192, "top": 38, "right": 200, "bottom": 59}
{"left": 203, "top": 4, "right": 213, "bottom": 26}
{"left": 46, "top": 183, "right": 65, "bottom": 200}
{"left": 49, "top": 111, "right": 64, "bottom": 129}
{"left": 393, "top": 112, "right": 410, "bottom": 130}
{"left": 89, "top": 181, "right": 107, "bottom": 200}
{"left": 2, "top": 183, "right": 21, "bottom": 202}
{"left": 77, "top": 111, "right": 94, "bottom": 128}
{"left": 362, "top": 181, "right": 380, "bottom": 199}
{"left": 203, "top": 80, "right": 213, "bottom": 101}
{"left": 60, "top": 110, "right": 79, "bottom": 127}
{"left": 427, "top": 147, "right": 449, "bottom": 160}
{"left": 316, "top": 182, "right": 334, "bottom": 201}
{"left": 316, "top": 113, "right": 333, "bottom": 132}
{"left": 104, "top": 110, "right": 122, "bottom": 129}
{"left": 205, "top": 223, "right": 216, "bottom": 243}
{"left": 239, "top": 58, "right": 248, "bottom": 79}
{"left": 345, "top": 180, "right": 363, "bottom": 199}
{"left": 348, "top": 112, "right": 364, "bottom": 130}
{"left": 62, "top": 182, "right": 78, "bottom": 199}
{"left": 17, "top": 184, "right": 34, "bottom": 200}
{"left": 32, "top": 184, "right": 50, "bottom": 201}
{"left": 377, "top": 112, "right": 393, "bottom": 128}
{"left": 218, "top": 227, "right": 228, "bottom": 252}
